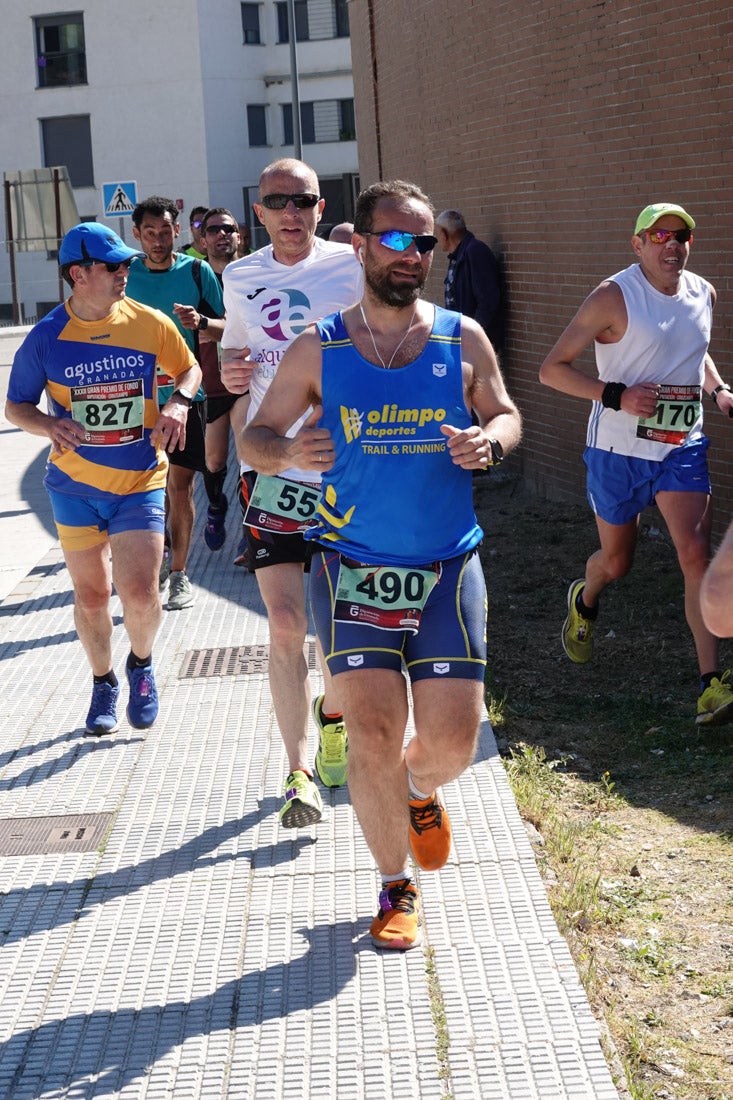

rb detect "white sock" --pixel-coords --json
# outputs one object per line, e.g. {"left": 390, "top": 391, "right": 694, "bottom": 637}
{"left": 407, "top": 771, "right": 432, "bottom": 800}
{"left": 382, "top": 869, "right": 411, "bottom": 888}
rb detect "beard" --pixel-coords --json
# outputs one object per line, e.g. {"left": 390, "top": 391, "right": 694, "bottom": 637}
{"left": 365, "top": 264, "right": 425, "bottom": 307}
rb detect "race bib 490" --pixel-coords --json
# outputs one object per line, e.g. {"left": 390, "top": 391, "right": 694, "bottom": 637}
{"left": 334, "top": 560, "right": 441, "bottom": 634}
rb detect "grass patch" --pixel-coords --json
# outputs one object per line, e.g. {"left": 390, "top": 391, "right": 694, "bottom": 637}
{"left": 476, "top": 473, "right": 733, "bottom": 1099}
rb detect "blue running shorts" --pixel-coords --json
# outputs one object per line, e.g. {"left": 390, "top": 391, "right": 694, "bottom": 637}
{"left": 584, "top": 438, "right": 711, "bottom": 525}
{"left": 48, "top": 488, "right": 166, "bottom": 551}
{"left": 310, "top": 548, "right": 487, "bottom": 682}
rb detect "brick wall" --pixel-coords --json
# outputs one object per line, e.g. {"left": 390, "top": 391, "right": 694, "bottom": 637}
{"left": 349, "top": 0, "right": 733, "bottom": 534}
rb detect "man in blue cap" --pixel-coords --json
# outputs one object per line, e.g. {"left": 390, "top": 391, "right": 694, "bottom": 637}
{"left": 540, "top": 202, "right": 733, "bottom": 727}
{"left": 5, "top": 222, "right": 201, "bottom": 736}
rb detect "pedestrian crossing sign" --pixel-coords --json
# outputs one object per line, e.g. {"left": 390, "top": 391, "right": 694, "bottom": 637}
{"left": 102, "top": 181, "right": 137, "bottom": 217}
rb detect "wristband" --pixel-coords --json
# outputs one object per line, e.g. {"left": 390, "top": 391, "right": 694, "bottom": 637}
{"left": 601, "top": 382, "right": 627, "bottom": 411}
{"left": 710, "top": 384, "right": 731, "bottom": 405}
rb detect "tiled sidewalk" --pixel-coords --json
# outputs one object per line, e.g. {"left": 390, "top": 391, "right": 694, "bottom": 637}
{"left": 0, "top": 472, "right": 620, "bottom": 1098}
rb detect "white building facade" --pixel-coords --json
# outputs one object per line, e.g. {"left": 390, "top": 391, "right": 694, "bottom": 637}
{"left": 1, "top": 0, "right": 358, "bottom": 322}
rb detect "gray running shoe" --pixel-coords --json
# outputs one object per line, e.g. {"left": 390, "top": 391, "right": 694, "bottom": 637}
{"left": 159, "top": 547, "right": 171, "bottom": 591}
{"left": 168, "top": 570, "right": 194, "bottom": 610}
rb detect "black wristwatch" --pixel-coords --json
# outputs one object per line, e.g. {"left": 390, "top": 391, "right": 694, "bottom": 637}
{"left": 172, "top": 387, "right": 194, "bottom": 407}
{"left": 710, "top": 383, "right": 731, "bottom": 405}
{"left": 197, "top": 314, "right": 209, "bottom": 331}
{"left": 488, "top": 438, "right": 504, "bottom": 466}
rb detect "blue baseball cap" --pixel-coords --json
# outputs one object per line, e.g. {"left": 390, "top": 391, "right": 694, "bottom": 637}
{"left": 59, "top": 222, "right": 144, "bottom": 265}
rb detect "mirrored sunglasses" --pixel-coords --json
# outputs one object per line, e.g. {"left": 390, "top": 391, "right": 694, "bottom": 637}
{"left": 260, "top": 193, "right": 321, "bottom": 210}
{"left": 204, "top": 224, "right": 238, "bottom": 235}
{"left": 80, "top": 258, "right": 134, "bottom": 273}
{"left": 645, "top": 227, "right": 692, "bottom": 245}
{"left": 362, "top": 230, "right": 438, "bottom": 254}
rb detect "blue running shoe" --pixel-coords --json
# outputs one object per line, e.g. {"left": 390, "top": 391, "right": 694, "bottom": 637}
{"left": 126, "top": 664, "right": 159, "bottom": 729}
{"left": 85, "top": 681, "right": 120, "bottom": 736}
{"left": 204, "top": 497, "right": 228, "bottom": 551}
{"left": 233, "top": 535, "right": 250, "bottom": 569}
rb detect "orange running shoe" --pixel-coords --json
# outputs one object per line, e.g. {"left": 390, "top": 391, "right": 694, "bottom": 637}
{"left": 369, "top": 879, "right": 422, "bottom": 949}
{"left": 408, "top": 791, "right": 452, "bottom": 871}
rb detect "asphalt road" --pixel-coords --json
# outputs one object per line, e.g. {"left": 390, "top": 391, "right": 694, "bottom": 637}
{"left": 0, "top": 328, "right": 58, "bottom": 601}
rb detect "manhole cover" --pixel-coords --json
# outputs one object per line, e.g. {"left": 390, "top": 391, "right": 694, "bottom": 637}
{"left": 0, "top": 813, "right": 114, "bottom": 856}
{"left": 179, "top": 642, "right": 316, "bottom": 679}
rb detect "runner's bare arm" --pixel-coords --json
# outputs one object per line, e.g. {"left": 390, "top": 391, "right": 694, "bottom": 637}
{"left": 441, "top": 317, "right": 522, "bottom": 470}
{"left": 703, "top": 352, "right": 733, "bottom": 418}
{"left": 4, "top": 398, "right": 86, "bottom": 454}
{"left": 701, "top": 515, "right": 733, "bottom": 636}
{"left": 241, "top": 326, "right": 331, "bottom": 475}
{"left": 220, "top": 347, "right": 255, "bottom": 394}
{"left": 151, "top": 363, "right": 202, "bottom": 451}
{"left": 539, "top": 281, "right": 660, "bottom": 417}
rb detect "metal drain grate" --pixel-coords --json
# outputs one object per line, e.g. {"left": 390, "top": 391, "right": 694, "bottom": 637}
{"left": 179, "top": 642, "right": 317, "bottom": 680}
{"left": 0, "top": 813, "right": 114, "bottom": 856}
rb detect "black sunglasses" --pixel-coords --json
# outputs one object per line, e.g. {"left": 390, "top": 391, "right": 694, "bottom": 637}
{"left": 260, "top": 193, "right": 320, "bottom": 210}
{"left": 79, "top": 258, "right": 134, "bottom": 273}
{"left": 204, "top": 224, "right": 238, "bottom": 236}
{"left": 361, "top": 230, "right": 438, "bottom": 255}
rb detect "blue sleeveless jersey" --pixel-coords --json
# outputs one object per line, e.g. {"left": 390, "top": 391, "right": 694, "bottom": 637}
{"left": 306, "top": 306, "right": 483, "bottom": 566}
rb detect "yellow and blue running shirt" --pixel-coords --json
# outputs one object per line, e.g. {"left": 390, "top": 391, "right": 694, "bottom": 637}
{"left": 306, "top": 306, "right": 484, "bottom": 566}
{"left": 8, "top": 297, "right": 195, "bottom": 499}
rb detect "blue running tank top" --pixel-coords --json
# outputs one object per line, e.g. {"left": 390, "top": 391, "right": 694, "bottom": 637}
{"left": 306, "top": 306, "right": 483, "bottom": 566}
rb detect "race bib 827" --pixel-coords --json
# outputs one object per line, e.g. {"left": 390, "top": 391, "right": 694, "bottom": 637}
{"left": 70, "top": 379, "right": 145, "bottom": 446}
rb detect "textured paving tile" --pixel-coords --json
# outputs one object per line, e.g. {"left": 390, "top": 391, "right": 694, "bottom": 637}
{"left": 0, "top": 475, "right": 620, "bottom": 1098}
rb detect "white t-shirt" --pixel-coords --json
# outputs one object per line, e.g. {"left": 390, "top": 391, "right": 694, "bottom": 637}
{"left": 222, "top": 237, "right": 363, "bottom": 481}
{"left": 588, "top": 263, "right": 711, "bottom": 459}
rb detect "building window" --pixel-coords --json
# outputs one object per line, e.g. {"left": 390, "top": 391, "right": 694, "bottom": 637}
{"left": 276, "top": 1, "right": 309, "bottom": 43}
{"left": 40, "top": 115, "right": 94, "bottom": 187}
{"left": 34, "top": 13, "right": 86, "bottom": 88}
{"left": 282, "top": 99, "right": 354, "bottom": 145}
{"left": 247, "top": 104, "right": 268, "bottom": 147}
{"left": 241, "top": 3, "right": 261, "bottom": 44}
{"left": 282, "top": 102, "right": 315, "bottom": 146}
{"left": 338, "top": 98, "right": 356, "bottom": 141}
{"left": 334, "top": 0, "right": 350, "bottom": 36}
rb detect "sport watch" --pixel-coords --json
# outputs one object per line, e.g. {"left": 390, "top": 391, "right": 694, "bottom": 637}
{"left": 488, "top": 438, "right": 504, "bottom": 466}
{"left": 172, "top": 387, "right": 195, "bottom": 407}
{"left": 197, "top": 314, "right": 209, "bottom": 331}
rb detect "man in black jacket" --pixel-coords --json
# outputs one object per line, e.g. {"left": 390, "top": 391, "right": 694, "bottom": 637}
{"left": 436, "top": 209, "right": 504, "bottom": 353}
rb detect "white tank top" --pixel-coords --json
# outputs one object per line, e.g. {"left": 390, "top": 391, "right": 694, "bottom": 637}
{"left": 587, "top": 263, "right": 711, "bottom": 459}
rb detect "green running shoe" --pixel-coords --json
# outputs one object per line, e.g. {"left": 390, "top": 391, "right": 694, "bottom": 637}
{"left": 562, "top": 578, "right": 595, "bottom": 664}
{"left": 696, "top": 670, "right": 733, "bottom": 726}
{"left": 279, "top": 770, "right": 323, "bottom": 828}
{"left": 313, "top": 694, "right": 348, "bottom": 787}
